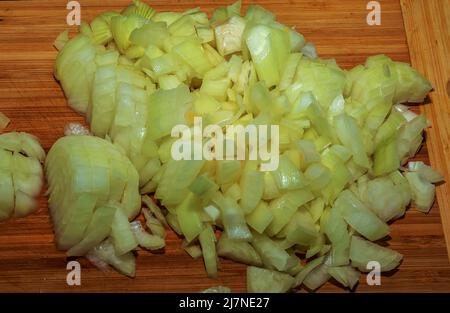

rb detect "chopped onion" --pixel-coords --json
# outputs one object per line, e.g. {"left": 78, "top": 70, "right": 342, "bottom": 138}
{"left": 247, "top": 266, "right": 295, "bottom": 293}
{"left": 407, "top": 161, "right": 444, "bottom": 183}
{"left": 217, "top": 232, "right": 262, "bottom": 267}
{"left": 53, "top": 30, "right": 69, "bottom": 51}
{"left": 64, "top": 122, "right": 90, "bottom": 136}
{"left": 349, "top": 236, "right": 402, "bottom": 272}
{"left": 50, "top": 0, "right": 441, "bottom": 293}
{"left": 45, "top": 135, "right": 140, "bottom": 253}
{"left": 131, "top": 220, "right": 165, "bottom": 250}
{"left": 0, "top": 132, "right": 44, "bottom": 221}
{"left": 201, "top": 286, "right": 231, "bottom": 293}
{"left": 405, "top": 171, "right": 436, "bottom": 213}
{"left": 87, "top": 239, "right": 136, "bottom": 277}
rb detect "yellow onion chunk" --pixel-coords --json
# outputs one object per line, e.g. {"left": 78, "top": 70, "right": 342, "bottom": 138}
{"left": 0, "top": 132, "right": 45, "bottom": 221}
{"left": 45, "top": 135, "right": 140, "bottom": 251}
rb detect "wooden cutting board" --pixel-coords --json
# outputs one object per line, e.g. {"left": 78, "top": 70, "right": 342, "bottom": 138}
{"left": 0, "top": 0, "right": 449, "bottom": 292}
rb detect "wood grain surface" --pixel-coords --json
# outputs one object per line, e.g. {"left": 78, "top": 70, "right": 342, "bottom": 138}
{"left": 0, "top": 0, "right": 449, "bottom": 292}
{"left": 400, "top": 0, "right": 450, "bottom": 262}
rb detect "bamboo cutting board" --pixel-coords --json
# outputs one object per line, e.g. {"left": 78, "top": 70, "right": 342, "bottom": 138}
{"left": 0, "top": 0, "right": 449, "bottom": 292}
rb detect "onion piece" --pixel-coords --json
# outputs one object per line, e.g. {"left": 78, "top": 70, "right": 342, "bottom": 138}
{"left": 50, "top": 1, "right": 441, "bottom": 292}
{"left": 327, "top": 265, "right": 360, "bottom": 290}
{"left": 201, "top": 286, "right": 231, "bottom": 293}
{"left": 64, "top": 122, "right": 90, "bottom": 136}
{"left": 349, "top": 236, "right": 402, "bottom": 272}
{"left": 53, "top": 30, "right": 69, "bottom": 51}
{"left": 0, "top": 132, "right": 44, "bottom": 221}
{"left": 247, "top": 266, "right": 295, "bottom": 293}
{"left": 405, "top": 171, "right": 436, "bottom": 213}
{"left": 87, "top": 239, "right": 136, "bottom": 277}
{"left": 0, "top": 112, "right": 10, "bottom": 131}
{"left": 182, "top": 239, "right": 202, "bottom": 259}
{"left": 198, "top": 224, "right": 218, "bottom": 278}
{"left": 217, "top": 232, "right": 262, "bottom": 267}
{"left": 407, "top": 161, "right": 444, "bottom": 183}
{"left": 45, "top": 135, "right": 140, "bottom": 252}
{"left": 334, "top": 190, "right": 390, "bottom": 241}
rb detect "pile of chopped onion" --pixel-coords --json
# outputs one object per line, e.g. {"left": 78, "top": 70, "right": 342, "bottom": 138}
{"left": 51, "top": 0, "right": 443, "bottom": 292}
